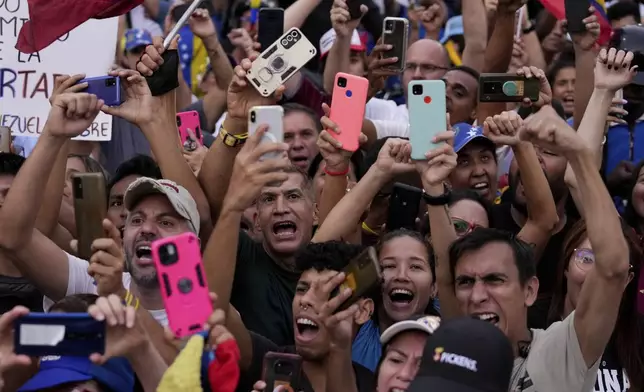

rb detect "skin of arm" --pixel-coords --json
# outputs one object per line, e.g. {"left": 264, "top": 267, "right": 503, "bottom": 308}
{"left": 572, "top": 49, "right": 598, "bottom": 131}
{"left": 36, "top": 143, "right": 69, "bottom": 237}
{"left": 127, "top": 338, "right": 168, "bottom": 389}
{"left": 143, "top": 0, "right": 160, "bottom": 20}
{"left": 316, "top": 172, "right": 350, "bottom": 228}
{"left": 323, "top": 36, "right": 352, "bottom": 94}
{"left": 195, "top": 35, "right": 234, "bottom": 130}
{"left": 460, "top": 0, "right": 488, "bottom": 72}
{"left": 284, "top": 0, "right": 322, "bottom": 31}
{"left": 567, "top": 145, "right": 630, "bottom": 367}
{"left": 513, "top": 142, "right": 558, "bottom": 259}
{"left": 325, "top": 346, "right": 357, "bottom": 392}
{"left": 360, "top": 119, "right": 378, "bottom": 150}
{"left": 175, "top": 69, "right": 194, "bottom": 112}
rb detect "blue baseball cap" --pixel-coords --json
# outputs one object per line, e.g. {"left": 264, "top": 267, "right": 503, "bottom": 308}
{"left": 125, "top": 28, "right": 153, "bottom": 52}
{"left": 453, "top": 123, "right": 494, "bottom": 153}
{"left": 440, "top": 15, "right": 463, "bottom": 44}
{"left": 19, "top": 356, "right": 134, "bottom": 392}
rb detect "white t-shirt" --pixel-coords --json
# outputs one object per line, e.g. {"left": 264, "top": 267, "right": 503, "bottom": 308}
{"left": 129, "top": 6, "right": 163, "bottom": 37}
{"left": 365, "top": 98, "right": 410, "bottom": 139}
{"left": 43, "top": 253, "right": 168, "bottom": 327}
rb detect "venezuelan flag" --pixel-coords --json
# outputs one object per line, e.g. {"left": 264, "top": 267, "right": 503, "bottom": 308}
{"left": 177, "top": 25, "right": 210, "bottom": 98}
{"left": 538, "top": 0, "right": 612, "bottom": 45}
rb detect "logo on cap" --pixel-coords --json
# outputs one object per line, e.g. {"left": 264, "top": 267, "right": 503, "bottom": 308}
{"left": 434, "top": 348, "right": 478, "bottom": 372}
{"left": 160, "top": 181, "right": 179, "bottom": 193}
{"left": 433, "top": 347, "right": 444, "bottom": 361}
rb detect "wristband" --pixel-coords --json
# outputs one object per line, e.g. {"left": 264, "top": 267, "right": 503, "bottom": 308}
{"left": 324, "top": 166, "right": 350, "bottom": 176}
{"left": 522, "top": 24, "right": 536, "bottom": 34}
{"left": 124, "top": 290, "right": 141, "bottom": 310}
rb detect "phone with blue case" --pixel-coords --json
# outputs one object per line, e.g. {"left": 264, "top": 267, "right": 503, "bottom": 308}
{"left": 14, "top": 313, "right": 106, "bottom": 357}
{"left": 77, "top": 76, "right": 123, "bottom": 106}
{"left": 408, "top": 80, "right": 447, "bottom": 160}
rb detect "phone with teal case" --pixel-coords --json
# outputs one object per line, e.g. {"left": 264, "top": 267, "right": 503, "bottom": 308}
{"left": 408, "top": 80, "right": 447, "bottom": 160}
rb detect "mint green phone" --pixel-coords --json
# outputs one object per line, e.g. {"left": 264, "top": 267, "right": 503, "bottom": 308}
{"left": 408, "top": 80, "right": 447, "bottom": 160}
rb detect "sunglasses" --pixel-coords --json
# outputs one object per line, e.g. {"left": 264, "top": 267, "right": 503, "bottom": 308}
{"left": 452, "top": 218, "right": 481, "bottom": 236}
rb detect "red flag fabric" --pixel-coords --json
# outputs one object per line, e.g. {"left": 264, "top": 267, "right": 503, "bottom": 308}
{"left": 208, "top": 340, "right": 241, "bottom": 392}
{"left": 16, "top": 0, "right": 143, "bottom": 54}
{"left": 538, "top": 0, "right": 613, "bottom": 45}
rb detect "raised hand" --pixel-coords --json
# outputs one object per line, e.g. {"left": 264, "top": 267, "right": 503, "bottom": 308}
{"left": 227, "top": 58, "right": 285, "bottom": 120}
{"left": 569, "top": 8, "right": 600, "bottom": 51}
{"left": 45, "top": 92, "right": 104, "bottom": 138}
{"left": 330, "top": 0, "right": 368, "bottom": 38}
{"left": 508, "top": 37, "right": 528, "bottom": 73}
{"left": 483, "top": 111, "right": 524, "bottom": 146}
{"left": 101, "top": 69, "right": 156, "bottom": 126}
{"left": 0, "top": 306, "right": 32, "bottom": 388}
{"left": 86, "top": 219, "right": 126, "bottom": 297}
{"left": 594, "top": 48, "right": 638, "bottom": 92}
{"left": 415, "top": 131, "right": 457, "bottom": 187}
{"left": 607, "top": 96, "right": 628, "bottom": 125}
{"left": 418, "top": 2, "right": 447, "bottom": 37}
{"left": 518, "top": 106, "right": 585, "bottom": 155}
{"left": 516, "top": 66, "right": 552, "bottom": 108}
{"left": 189, "top": 8, "right": 217, "bottom": 41}
{"left": 373, "top": 138, "right": 415, "bottom": 176}
{"left": 49, "top": 74, "right": 87, "bottom": 105}
{"left": 318, "top": 103, "right": 367, "bottom": 171}
{"left": 366, "top": 39, "right": 398, "bottom": 98}
{"left": 223, "top": 127, "right": 291, "bottom": 212}
{"left": 228, "top": 28, "right": 258, "bottom": 57}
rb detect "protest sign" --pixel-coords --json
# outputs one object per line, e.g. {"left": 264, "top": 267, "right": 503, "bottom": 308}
{"left": 0, "top": 0, "right": 118, "bottom": 141}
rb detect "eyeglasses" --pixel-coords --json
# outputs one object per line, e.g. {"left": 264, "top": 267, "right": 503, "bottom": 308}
{"left": 572, "top": 248, "right": 595, "bottom": 269}
{"left": 404, "top": 62, "right": 449, "bottom": 74}
{"left": 452, "top": 218, "right": 481, "bottom": 236}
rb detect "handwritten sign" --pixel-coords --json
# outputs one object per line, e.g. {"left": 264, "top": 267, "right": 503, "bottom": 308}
{"left": 0, "top": 0, "right": 118, "bottom": 140}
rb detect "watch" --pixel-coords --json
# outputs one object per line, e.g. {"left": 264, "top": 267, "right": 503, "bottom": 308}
{"left": 219, "top": 126, "right": 248, "bottom": 147}
{"left": 423, "top": 185, "right": 451, "bottom": 206}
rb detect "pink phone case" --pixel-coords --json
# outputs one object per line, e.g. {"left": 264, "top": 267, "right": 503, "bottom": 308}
{"left": 329, "top": 73, "right": 368, "bottom": 152}
{"left": 151, "top": 233, "right": 212, "bottom": 338}
{"left": 177, "top": 111, "right": 203, "bottom": 146}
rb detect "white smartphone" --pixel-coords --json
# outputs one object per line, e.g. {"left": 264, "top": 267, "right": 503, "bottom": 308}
{"left": 248, "top": 105, "right": 284, "bottom": 159}
{"left": 245, "top": 28, "right": 317, "bottom": 98}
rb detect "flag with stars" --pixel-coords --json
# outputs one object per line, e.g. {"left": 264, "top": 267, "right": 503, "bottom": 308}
{"left": 452, "top": 123, "right": 492, "bottom": 153}
{"left": 177, "top": 25, "right": 210, "bottom": 98}
{"left": 17, "top": 0, "right": 143, "bottom": 53}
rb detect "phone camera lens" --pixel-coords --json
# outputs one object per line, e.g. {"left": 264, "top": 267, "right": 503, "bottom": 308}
{"left": 412, "top": 84, "right": 423, "bottom": 95}
{"left": 105, "top": 78, "right": 116, "bottom": 87}
{"left": 250, "top": 111, "right": 256, "bottom": 122}
{"left": 337, "top": 77, "right": 347, "bottom": 88}
{"left": 483, "top": 81, "right": 502, "bottom": 94}
{"left": 160, "top": 243, "right": 179, "bottom": 266}
{"left": 385, "top": 21, "right": 393, "bottom": 30}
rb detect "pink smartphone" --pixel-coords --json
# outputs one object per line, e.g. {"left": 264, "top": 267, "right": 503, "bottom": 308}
{"left": 329, "top": 72, "right": 368, "bottom": 152}
{"left": 151, "top": 232, "right": 212, "bottom": 338}
{"left": 176, "top": 111, "right": 203, "bottom": 148}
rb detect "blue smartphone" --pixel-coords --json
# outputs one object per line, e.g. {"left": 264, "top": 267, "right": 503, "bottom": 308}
{"left": 408, "top": 80, "right": 447, "bottom": 160}
{"left": 14, "top": 313, "right": 106, "bottom": 357}
{"left": 77, "top": 76, "right": 123, "bottom": 106}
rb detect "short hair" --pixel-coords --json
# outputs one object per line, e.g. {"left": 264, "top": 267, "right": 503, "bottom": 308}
{"left": 108, "top": 154, "right": 162, "bottom": 193}
{"left": 450, "top": 65, "right": 480, "bottom": 82}
{"left": 282, "top": 103, "right": 322, "bottom": 133}
{"left": 0, "top": 153, "right": 25, "bottom": 176}
{"left": 296, "top": 240, "right": 366, "bottom": 272}
{"left": 49, "top": 294, "right": 99, "bottom": 313}
{"left": 448, "top": 228, "right": 536, "bottom": 286}
{"left": 607, "top": 1, "right": 641, "bottom": 23}
{"left": 68, "top": 154, "right": 109, "bottom": 184}
{"left": 282, "top": 163, "right": 314, "bottom": 196}
{"left": 546, "top": 55, "right": 575, "bottom": 86}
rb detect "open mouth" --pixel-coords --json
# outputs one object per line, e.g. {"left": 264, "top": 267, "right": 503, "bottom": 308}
{"left": 390, "top": 388, "right": 407, "bottom": 392}
{"left": 135, "top": 244, "right": 152, "bottom": 262}
{"left": 388, "top": 288, "right": 415, "bottom": 305}
{"left": 472, "top": 312, "right": 499, "bottom": 325}
{"left": 118, "top": 227, "right": 124, "bottom": 238}
{"left": 295, "top": 317, "right": 319, "bottom": 340}
{"left": 272, "top": 221, "right": 297, "bottom": 239}
{"left": 291, "top": 157, "right": 308, "bottom": 167}
{"left": 471, "top": 182, "right": 489, "bottom": 192}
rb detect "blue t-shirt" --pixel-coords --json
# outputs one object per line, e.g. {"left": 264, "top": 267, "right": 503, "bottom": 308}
{"left": 351, "top": 319, "right": 381, "bottom": 372}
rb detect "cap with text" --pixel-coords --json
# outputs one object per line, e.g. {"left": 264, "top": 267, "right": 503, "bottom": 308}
{"left": 408, "top": 317, "right": 513, "bottom": 392}
{"left": 319, "top": 28, "right": 366, "bottom": 59}
{"left": 124, "top": 177, "right": 201, "bottom": 234}
{"left": 380, "top": 315, "right": 441, "bottom": 345}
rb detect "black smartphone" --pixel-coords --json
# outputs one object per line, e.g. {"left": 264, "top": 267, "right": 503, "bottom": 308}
{"left": 564, "top": 0, "right": 591, "bottom": 34}
{"left": 386, "top": 183, "right": 423, "bottom": 231}
{"left": 347, "top": 0, "right": 364, "bottom": 20}
{"left": 258, "top": 8, "right": 285, "bottom": 51}
{"left": 262, "top": 352, "right": 302, "bottom": 391}
{"left": 478, "top": 73, "right": 540, "bottom": 103}
{"left": 382, "top": 17, "right": 409, "bottom": 73}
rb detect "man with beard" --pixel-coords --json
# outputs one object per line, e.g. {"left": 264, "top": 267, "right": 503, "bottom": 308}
{"left": 490, "top": 135, "right": 576, "bottom": 329}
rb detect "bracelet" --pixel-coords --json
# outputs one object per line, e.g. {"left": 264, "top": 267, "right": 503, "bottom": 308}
{"left": 124, "top": 290, "right": 141, "bottom": 310}
{"left": 523, "top": 24, "right": 536, "bottom": 34}
{"left": 324, "top": 166, "right": 350, "bottom": 176}
{"left": 362, "top": 222, "right": 380, "bottom": 236}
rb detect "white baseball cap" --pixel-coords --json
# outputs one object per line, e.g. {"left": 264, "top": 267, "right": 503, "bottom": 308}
{"left": 380, "top": 315, "right": 441, "bottom": 345}
{"left": 319, "top": 28, "right": 366, "bottom": 59}
{"left": 124, "top": 177, "right": 200, "bottom": 234}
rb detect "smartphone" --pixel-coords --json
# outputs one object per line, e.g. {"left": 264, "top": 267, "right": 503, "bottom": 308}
{"left": 0, "top": 126, "right": 11, "bottom": 153}
{"left": 564, "top": 0, "right": 590, "bottom": 34}
{"left": 246, "top": 27, "right": 317, "bottom": 98}
{"left": 72, "top": 173, "right": 107, "bottom": 261}
{"left": 408, "top": 80, "right": 447, "bottom": 160}
{"left": 258, "top": 8, "right": 284, "bottom": 52}
{"left": 336, "top": 247, "right": 381, "bottom": 312}
{"left": 478, "top": 74, "right": 540, "bottom": 103}
{"left": 77, "top": 76, "right": 123, "bottom": 107}
{"left": 329, "top": 73, "right": 368, "bottom": 152}
{"left": 177, "top": 110, "right": 203, "bottom": 150}
{"left": 347, "top": 0, "right": 364, "bottom": 20}
{"left": 249, "top": 105, "right": 284, "bottom": 159}
{"left": 152, "top": 232, "right": 213, "bottom": 338}
{"left": 14, "top": 313, "right": 105, "bottom": 357}
{"left": 263, "top": 352, "right": 302, "bottom": 391}
{"left": 382, "top": 17, "right": 409, "bottom": 73}
{"left": 387, "top": 183, "right": 423, "bottom": 231}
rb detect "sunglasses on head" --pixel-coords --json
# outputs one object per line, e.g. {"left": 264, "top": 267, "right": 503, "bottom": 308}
{"left": 452, "top": 218, "right": 481, "bottom": 236}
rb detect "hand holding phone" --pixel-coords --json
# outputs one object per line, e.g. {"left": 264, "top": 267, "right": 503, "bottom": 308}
{"left": 329, "top": 73, "right": 368, "bottom": 152}
{"left": 262, "top": 353, "right": 302, "bottom": 391}
{"left": 564, "top": 0, "right": 591, "bottom": 34}
{"left": 408, "top": 80, "right": 447, "bottom": 160}
{"left": 335, "top": 247, "right": 381, "bottom": 312}
{"left": 248, "top": 106, "right": 284, "bottom": 159}
{"left": 382, "top": 17, "right": 409, "bottom": 73}
{"left": 177, "top": 111, "right": 203, "bottom": 150}
{"left": 478, "top": 73, "right": 540, "bottom": 103}
{"left": 72, "top": 173, "right": 107, "bottom": 261}
{"left": 76, "top": 76, "right": 123, "bottom": 107}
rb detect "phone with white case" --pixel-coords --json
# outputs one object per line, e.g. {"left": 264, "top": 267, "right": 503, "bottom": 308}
{"left": 246, "top": 27, "right": 317, "bottom": 97}
{"left": 248, "top": 105, "right": 284, "bottom": 159}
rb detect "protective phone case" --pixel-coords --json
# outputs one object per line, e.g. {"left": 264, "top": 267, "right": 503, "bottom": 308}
{"left": 386, "top": 183, "right": 423, "bottom": 231}
{"left": 246, "top": 27, "right": 317, "bottom": 97}
{"left": 478, "top": 73, "right": 540, "bottom": 103}
{"left": 248, "top": 105, "right": 284, "bottom": 159}
{"left": 14, "top": 313, "right": 106, "bottom": 357}
{"left": 382, "top": 17, "right": 409, "bottom": 73}
{"left": 72, "top": 173, "right": 107, "bottom": 261}
{"left": 329, "top": 73, "right": 368, "bottom": 152}
{"left": 78, "top": 76, "right": 123, "bottom": 106}
{"left": 177, "top": 110, "right": 203, "bottom": 146}
{"left": 408, "top": 80, "right": 447, "bottom": 160}
{"left": 262, "top": 352, "right": 303, "bottom": 391}
{"left": 337, "top": 247, "right": 381, "bottom": 312}
{"left": 258, "top": 8, "right": 285, "bottom": 52}
{"left": 152, "top": 232, "right": 213, "bottom": 338}
{"left": 0, "top": 127, "right": 11, "bottom": 153}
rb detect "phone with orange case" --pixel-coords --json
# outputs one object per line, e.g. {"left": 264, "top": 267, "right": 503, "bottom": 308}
{"left": 329, "top": 72, "right": 368, "bottom": 152}
{"left": 151, "top": 232, "right": 212, "bottom": 338}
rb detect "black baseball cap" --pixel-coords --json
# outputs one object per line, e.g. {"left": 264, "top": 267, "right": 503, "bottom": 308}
{"left": 408, "top": 317, "right": 514, "bottom": 392}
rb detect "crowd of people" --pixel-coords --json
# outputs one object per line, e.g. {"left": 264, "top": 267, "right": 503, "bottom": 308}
{"left": 2, "top": 0, "right": 644, "bottom": 390}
